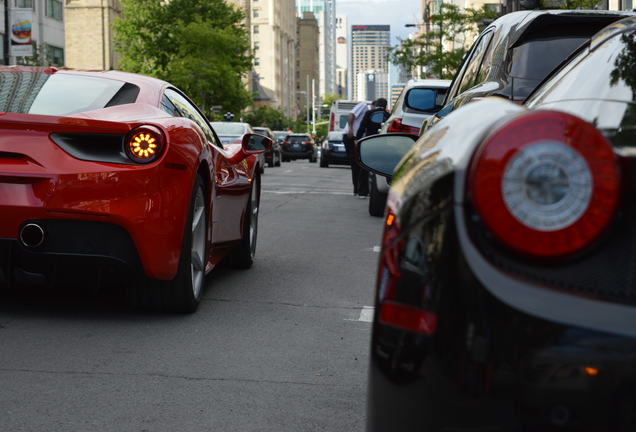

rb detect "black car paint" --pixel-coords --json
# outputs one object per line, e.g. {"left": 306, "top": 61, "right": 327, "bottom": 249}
{"left": 423, "top": 10, "right": 633, "bottom": 132}
{"left": 367, "top": 20, "right": 636, "bottom": 432}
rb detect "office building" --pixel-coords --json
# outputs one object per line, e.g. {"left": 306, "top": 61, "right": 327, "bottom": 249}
{"left": 351, "top": 25, "right": 390, "bottom": 101}
{"left": 296, "top": 0, "right": 336, "bottom": 96}
{"left": 335, "top": 14, "right": 347, "bottom": 98}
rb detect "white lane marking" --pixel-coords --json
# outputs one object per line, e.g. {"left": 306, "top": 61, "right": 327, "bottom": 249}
{"left": 358, "top": 306, "right": 374, "bottom": 322}
{"left": 372, "top": 246, "right": 381, "bottom": 253}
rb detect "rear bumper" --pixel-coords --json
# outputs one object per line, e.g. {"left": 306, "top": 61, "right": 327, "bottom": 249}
{"left": 322, "top": 150, "right": 348, "bottom": 164}
{"left": 0, "top": 220, "right": 141, "bottom": 287}
{"left": 282, "top": 149, "right": 314, "bottom": 159}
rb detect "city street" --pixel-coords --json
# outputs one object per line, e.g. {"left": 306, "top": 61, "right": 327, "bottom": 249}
{"left": 0, "top": 161, "right": 382, "bottom": 432}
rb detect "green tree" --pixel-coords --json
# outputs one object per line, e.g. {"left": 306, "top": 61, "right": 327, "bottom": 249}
{"left": 113, "top": 0, "right": 252, "bottom": 115}
{"left": 389, "top": 4, "right": 499, "bottom": 79}
{"left": 244, "top": 106, "right": 287, "bottom": 129}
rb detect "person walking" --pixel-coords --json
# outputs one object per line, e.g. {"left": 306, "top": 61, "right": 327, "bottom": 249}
{"left": 354, "top": 98, "right": 390, "bottom": 198}
{"left": 343, "top": 101, "right": 369, "bottom": 196}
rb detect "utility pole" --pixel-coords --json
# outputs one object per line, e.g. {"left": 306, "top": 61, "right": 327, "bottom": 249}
{"left": 306, "top": 74, "right": 310, "bottom": 133}
{"left": 311, "top": 78, "right": 316, "bottom": 136}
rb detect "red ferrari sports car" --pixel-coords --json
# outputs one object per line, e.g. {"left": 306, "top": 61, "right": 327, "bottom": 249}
{"left": 0, "top": 67, "right": 268, "bottom": 313}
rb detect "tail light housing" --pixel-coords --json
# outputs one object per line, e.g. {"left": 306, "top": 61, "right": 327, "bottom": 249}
{"left": 375, "top": 210, "right": 438, "bottom": 335}
{"left": 387, "top": 118, "right": 419, "bottom": 135}
{"left": 329, "top": 112, "right": 335, "bottom": 131}
{"left": 125, "top": 125, "right": 164, "bottom": 164}
{"left": 468, "top": 111, "right": 620, "bottom": 257}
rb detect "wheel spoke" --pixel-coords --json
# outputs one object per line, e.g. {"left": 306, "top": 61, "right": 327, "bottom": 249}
{"left": 192, "top": 206, "right": 204, "bottom": 232}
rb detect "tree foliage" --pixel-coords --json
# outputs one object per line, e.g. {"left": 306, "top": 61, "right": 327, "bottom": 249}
{"left": 389, "top": 4, "right": 499, "bottom": 79}
{"left": 113, "top": 0, "right": 253, "bottom": 116}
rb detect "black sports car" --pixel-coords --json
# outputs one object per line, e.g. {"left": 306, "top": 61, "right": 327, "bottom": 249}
{"left": 423, "top": 9, "right": 633, "bottom": 133}
{"left": 358, "top": 17, "right": 636, "bottom": 432}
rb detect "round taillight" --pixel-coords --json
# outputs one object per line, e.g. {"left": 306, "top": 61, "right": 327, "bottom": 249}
{"left": 125, "top": 125, "right": 164, "bottom": 164}
{"left": 468, "top": 111, "right": 620, "bottom": 257}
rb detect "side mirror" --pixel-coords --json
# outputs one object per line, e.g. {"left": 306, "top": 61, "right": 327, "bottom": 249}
{"left": 405, "top": 88, "right": 438, "bottom": 112}
{"left": 243, "top": 133, "right": 271, "bottom": 152}
{"left": 356, "top": 133, "right": 418, "bottom": 178}
{"left": 228, "top": 133, "right": 270, "bottom": 164}
{"left": 369, "top": 111, "right": 386, "bottom": 125}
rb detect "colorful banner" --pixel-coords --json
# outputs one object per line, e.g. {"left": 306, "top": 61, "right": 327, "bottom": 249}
{"left": 10, "top": 8, "right": 33, "bottom": 57}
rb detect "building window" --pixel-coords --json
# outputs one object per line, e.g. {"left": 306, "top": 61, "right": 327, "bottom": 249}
{"left": 46, "top": 0, "right": 63, "bottom": 20}
{"left": 254, "top": 57, "right": 260, "bottom": 66}
{"left": 254, "top": 41, "right": 260, "bottom": 50}
{"left": 253, "top": 25, "right": 259, "bottom": 34}
{"left": 15, "top": 0, "right": 33, "bottom": 7}
{"left": 47, "top": 44, "right": 64, "bottom": 66}
{"left": 253, "top": 9, "right": 259, "bottom": 18}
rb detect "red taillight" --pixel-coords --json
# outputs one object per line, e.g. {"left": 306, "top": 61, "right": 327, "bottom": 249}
{"left": 283, "top": 141, "right": 289, "bottom": 146}
{"left": 125, "top": 125, "right": 164, "bottom": 164}
{"left": 329, "top": 112, "right": 335, "bottom": 131}
{"left": 468, "top": 110, "right": 620, "bottom": 257}
{"left": 387, "top": 118, "right": 420, "bottom": 135}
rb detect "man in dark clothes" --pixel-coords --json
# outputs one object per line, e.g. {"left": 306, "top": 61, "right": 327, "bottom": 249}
{"left": 354, "top": 98, "right": 390, "bottom": 198}
{"left": 343, "top": 101, "right": 369, "bottom": 196}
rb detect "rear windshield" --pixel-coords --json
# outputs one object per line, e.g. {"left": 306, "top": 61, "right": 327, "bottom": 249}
{"left": 327, "top": 132, "right": 344, "bottom": 140}
{"left": 0, "top": 72, "right": 139, "bottom": 116}
{"left": 210, "top": 122, "right": 248, "bottom": 135}
{"left": 510, "top": 36, "right": 587, "bottom": 99}
{"left": 339, "top": 115, "right": 348, "bottom": 129}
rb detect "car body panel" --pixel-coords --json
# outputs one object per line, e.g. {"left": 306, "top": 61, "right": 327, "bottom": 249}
{"left": 0, "top": 68, "right": 260, "bottom": 284}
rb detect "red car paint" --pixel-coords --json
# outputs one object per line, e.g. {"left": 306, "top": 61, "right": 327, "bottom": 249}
{"left": 0, "top": 67, "right": 261, "bottom": 280}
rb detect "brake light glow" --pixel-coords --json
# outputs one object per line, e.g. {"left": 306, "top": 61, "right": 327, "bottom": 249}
{"left": 125, "top": 125, "right": 164, "bottom": 164}
{"left": 468, "top": 111, "right": 620, "bottom": 257}
{"left": 387, "top": 118, "right": 419, "bottom": 135}
{"left": 379, "top": 302, "right": 438, "bottom": 334}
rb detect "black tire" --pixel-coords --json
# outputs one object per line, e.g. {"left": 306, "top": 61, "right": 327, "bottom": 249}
{"left": 310, "top": 155, "right": 317, "bottom": 163}
{"left": 368, "top": 174, "right": 387, "bottom": 217}
{"left": 320, "top": 156, "right": 328, "bottom": 168}
{"left": 267, "top": 157, "right": 274, "bottom": 168}
{"left": 136, "top": 176, "right": 207, "bottom": 313}
{"left": 283, "top": 157, "right": 290, "bottom": 163}
{"left": 225, "top": 173, "right": 260, "bottom": 269}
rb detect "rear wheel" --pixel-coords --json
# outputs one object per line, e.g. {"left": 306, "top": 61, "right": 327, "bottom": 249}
{"left": 225, "top": 174, "right": 259, "bottom": 269}
{"left": 320, "top": 155, "right": 328, "bottom": 168}
{"left": 267, "top": 156, "right": 274, "bottom": 168}
{"left": 137, "top": 176, "right": 207, "bottom": 313}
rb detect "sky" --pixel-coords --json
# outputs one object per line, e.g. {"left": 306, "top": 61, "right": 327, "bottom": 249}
{"left": 336, "top": 0, "right": 421, "bottom": 46}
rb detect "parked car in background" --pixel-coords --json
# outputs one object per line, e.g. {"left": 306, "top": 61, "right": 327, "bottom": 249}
{"left": 281, "top": 133, "right": 317, "bottom": 162}
{"left": 423, "top": 9, "right": 634, "bottom": 133}
{"left": 211, "top": 121, "right": 265, "bottom": 173}
{"left": 368, "top": 79, "right": 451, "bottom": 217}
{"left": 253, "top": 126, "right": 281, "bottom": 167}
{"left": 0, "top": 67, "right": 268, "bottom": 313}
{"left": 358, "top": 16, "right": 636, "bottom": 431}
{"left": 320, "top": 131, "right": 347, "bottom": 167}
{"left": 381, "top": 79, "right": 450, "bottom": 135}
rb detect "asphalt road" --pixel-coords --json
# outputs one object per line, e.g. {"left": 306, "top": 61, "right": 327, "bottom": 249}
{"left": 0, "top": 160, "right": 384, "bottom": 432}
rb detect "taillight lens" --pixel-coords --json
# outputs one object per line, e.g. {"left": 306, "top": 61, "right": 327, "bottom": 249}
{"left": 468, "top": 111, "right": 620, "bottom": 257}
{"left": 125, "top": 125, "right": 164, "bottom": 164}
{"left": 375, "top": 210, "right": 438, "bottom": 335}
{"left": 329, "top": 112, "right": 335, "bottom": 131}
{"left": 387, "top": 118, "right": 419, "bottom": 135}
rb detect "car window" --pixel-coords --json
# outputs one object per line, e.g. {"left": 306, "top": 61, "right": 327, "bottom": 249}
{"left": 446, "top": 29, "right": 493, "bottom": 101}
{"left": 510, "top": 36, "right": 587, "bottom": 101}
{"left": 456, "top": 30, "right": 494, "bottom": 94}
{"left": 527, "top": 31, "right": 636, "bottom": 107}
{"left": 0, "top": 72, "right": 140, "bottom": 116}
{"left": 339, "top": 114, "right": 348, "bottom": 129}
{"left": 160, "top": 95, "right": 181, "bottom": 117}
{"left": 164, "top": 88, "right": 218, "bottom": 145}
{"left": 211, "top": 122, "right": 248, "bottom": 135}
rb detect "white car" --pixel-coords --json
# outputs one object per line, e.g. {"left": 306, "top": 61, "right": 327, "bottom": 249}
{"left": 368, "top": 79, "right": 451, "bottom": 217}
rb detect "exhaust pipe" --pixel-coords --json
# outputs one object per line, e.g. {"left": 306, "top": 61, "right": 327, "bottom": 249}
{"left": 20, "top": 223, "right": 45, "bottom": 248}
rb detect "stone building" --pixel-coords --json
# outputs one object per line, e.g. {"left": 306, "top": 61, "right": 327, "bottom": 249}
{"left": 296, "top": 12, "right": 320, "bottom": 117}
{"left": 63, "top": 0, "right": 120, "bottom": 70}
